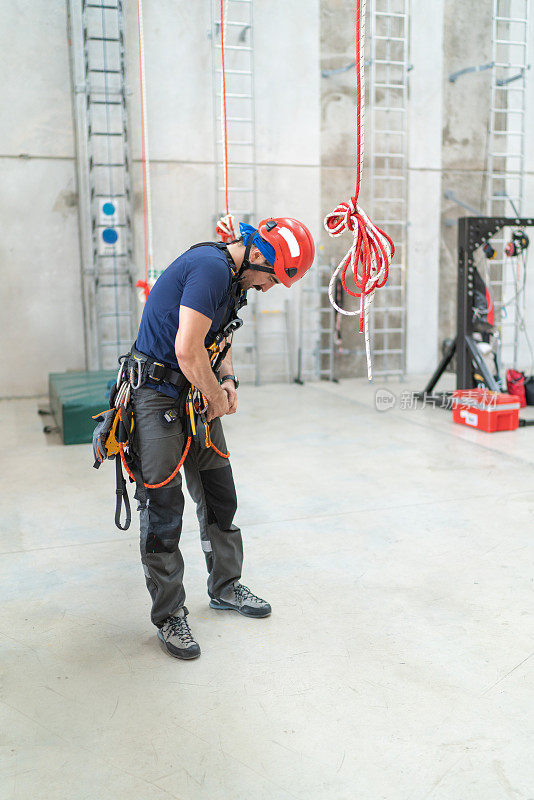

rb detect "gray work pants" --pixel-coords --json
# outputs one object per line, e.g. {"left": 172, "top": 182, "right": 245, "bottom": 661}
{"left": 131, "top": 386, "right": 243, "bottom": 627}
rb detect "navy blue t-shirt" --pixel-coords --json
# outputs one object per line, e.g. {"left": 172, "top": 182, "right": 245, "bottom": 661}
{"left": 135, "top": 245, "right": 235, "bottom": 398}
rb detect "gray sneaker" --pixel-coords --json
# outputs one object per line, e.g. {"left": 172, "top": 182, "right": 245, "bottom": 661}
{"left": 210, "top": 582, "right": 271, "bottom": 618}
{"left": 157, "top": 607, "right": 201, "bottom": 659}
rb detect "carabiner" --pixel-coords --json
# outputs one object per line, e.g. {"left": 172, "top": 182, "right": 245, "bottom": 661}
{"left": 129, "top": 357, "right": 143, "bottom": 390}
{"left": 116, "top": 360, "right": 126, "bottom": 389}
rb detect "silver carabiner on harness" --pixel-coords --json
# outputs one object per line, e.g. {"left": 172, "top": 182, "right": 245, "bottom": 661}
{"left": 129, "top": 356, "right": 144, "bottom": 390}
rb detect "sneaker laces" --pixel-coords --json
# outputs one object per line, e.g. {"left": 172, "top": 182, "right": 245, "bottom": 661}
{"left": 166, "top": 614, "right": 196, "bottom": 645}
{"left": 234, "top": 583, "right": 262, "bottom": 604}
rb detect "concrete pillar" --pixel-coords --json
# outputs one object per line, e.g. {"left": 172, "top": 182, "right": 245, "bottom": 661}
{"left": 406, "top": 0, "right": 445, "bottom": 375}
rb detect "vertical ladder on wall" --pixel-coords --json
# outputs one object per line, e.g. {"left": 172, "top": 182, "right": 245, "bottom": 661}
{"left": 367, "top": 0, "right": 409, "bottom": 378}
{"left": 486, "top": 0, "right": 529, "bottom": 369}
{"left": 67, "top": 0, "right": 135, "bottom": 371}
{"left": 210, "top": 0, "right": 260, "bottom": 383}
{"left": 295, "top": 263, "right": 336, "bottom": 383}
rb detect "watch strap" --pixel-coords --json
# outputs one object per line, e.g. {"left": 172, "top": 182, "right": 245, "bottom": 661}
{"left": 220, "top": 374, "right": 239, "bottom": 389}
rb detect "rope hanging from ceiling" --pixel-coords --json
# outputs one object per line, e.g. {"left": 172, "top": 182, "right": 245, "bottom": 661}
{"left": 215, "top": 0, "right": 237, "bottom": 243}
{"left": 135, "top": 0, "right": 155, "bottom": 303}
{"left": 323, "top": 0, "right": 395, "bottom": 380}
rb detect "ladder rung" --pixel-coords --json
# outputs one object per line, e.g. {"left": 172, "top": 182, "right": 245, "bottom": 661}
{"left": 93, "top": 192, "right": 127, "bottom": 198}
{"left": 375, "top": 11, "right": 406, "bottom": 18}
{"left": 89, "top": 99, "right": 124, "bottom": 106}
{"left": 495, "top": 16, "right": 528, "bottom": 23}
{"left": 215, "top": 69, "right": 252, "bottom": 76}
{"left": 90, "top": 131, "right": 124, "bottom": 136}
{"left": 97, "top": 253, "right": 131, "bottom": 259}
{"left": 490, "top": 108, "right": 524, "bottom": 114}
{"left": 215, "top": 45, "right": 252, "bottom": 52}
{"left": 374, "top": 129, "right": 405, "bottom": 135}
{"left": 94, "top": 222, "right": 128, "bottom": 228}
{"left": 216, "top": 93, "right": 253, "bottom": 99}
{"left": 97, "top": 311, "right": 132, "bottom": 318}
{"left": 88, "top": 68, "right": 121, "bottom": 74}
{"left": 216, "top": 117, "right": 253, "bottom": 123}
{"left": 374, "top": 82, "right": 405, "bottom": 89}
{"left": 86, "top": 36, "right": 122, "bottom": 43}
{"left": 492, "top": 130, "right": 523, "bottom": 136}
{"left": 494, "top": 40, "right": 527, "bottom": 46}
{"left": 373, "top": 153, "right": 404, "bottom": 158}
{"left": 373, "top": 35, "right": 406, "bottom": 42}
{"left": 373, "top": 349, "right": 403, "bottom": 355}
{"left": 373, "top": 59, "right": 407, "bottom": 66}
{"left": 92, "top": 162, "right": 126, "bottom": 167}
{"left": 84, "top": 2, "right": 122, "bottom": 8}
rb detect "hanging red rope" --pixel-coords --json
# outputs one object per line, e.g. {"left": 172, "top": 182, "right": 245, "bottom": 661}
{"left": 323, "top": 0, "right": 395, "bottom": 379}
{"left": 135, "top": 0, "right": 155, "bottom": 303}
{"left": 215, "top": 0, "right": 237, "bottom": 243}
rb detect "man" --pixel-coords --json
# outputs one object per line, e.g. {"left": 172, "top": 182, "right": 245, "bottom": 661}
{"left": 130, "top": 218, "right": 315, "bottom": 659}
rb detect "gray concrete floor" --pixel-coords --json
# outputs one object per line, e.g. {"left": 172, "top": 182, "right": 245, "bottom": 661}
{"left": 2, "top": 376, "right": 534, "bottom": 800}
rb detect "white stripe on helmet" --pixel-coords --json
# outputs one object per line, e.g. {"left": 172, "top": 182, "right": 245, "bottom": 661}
{"left": 277, "top": 226, "right": 301, "bottom": 257}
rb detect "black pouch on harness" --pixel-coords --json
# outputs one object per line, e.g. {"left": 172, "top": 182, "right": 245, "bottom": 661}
{"left": 91, "top": 401, "right": 137, "bottom": 531}
{"left": 92, "top": 407, "right": 117, "bottom": 468}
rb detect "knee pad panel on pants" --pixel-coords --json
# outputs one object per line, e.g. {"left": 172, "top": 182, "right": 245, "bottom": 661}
{"left": 200, "top": 464, "right": 237, "bottom": 531}
{"left": 141, "top": 485, "right": 185, "bottom": 554}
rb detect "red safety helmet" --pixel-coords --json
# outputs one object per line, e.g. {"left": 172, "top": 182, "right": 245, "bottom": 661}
{"left": 257, "top": 217, "right": 315, "bottom": 287}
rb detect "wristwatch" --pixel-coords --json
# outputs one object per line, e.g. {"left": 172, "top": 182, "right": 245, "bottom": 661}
{"left": 220, "top": 374, "right": 239, "bottom": 389}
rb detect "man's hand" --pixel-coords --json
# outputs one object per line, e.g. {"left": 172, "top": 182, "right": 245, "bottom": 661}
{"left": 221, "top": 380, "right": 238, "bottom": 414}
{"left": 206, "top": 387, "right": 229, "bottom": 422}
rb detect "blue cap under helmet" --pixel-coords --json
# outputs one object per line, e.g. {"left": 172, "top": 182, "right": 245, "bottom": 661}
{"left": 239, "top": 222, "right": 276, "bottom": 267}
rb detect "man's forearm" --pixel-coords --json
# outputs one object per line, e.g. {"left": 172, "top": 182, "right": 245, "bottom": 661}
{"left": 218, "top": 346, "right": 234, "bottom": 380}
{"left": 177, "top": 347, "right": 223, "bottom": 401}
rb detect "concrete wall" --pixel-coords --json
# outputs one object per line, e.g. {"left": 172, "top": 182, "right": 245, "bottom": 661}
{"left": 0, "top": 2, "right": 85, "bottom": 397}
{"left": 1, "top": 1, "right": 534, "bottom": 396}
{"left": 0, "top": 0, "right": 320, "bottom": 396}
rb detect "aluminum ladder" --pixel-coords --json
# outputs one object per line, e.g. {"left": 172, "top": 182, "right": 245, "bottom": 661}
{"left": 367, "top": 0, "right": 410, "bottom": 378}
{"left": 485, "top": 0, "right": 530, "bottom": 370}
{"left": 67, "top": 0, "right": 135, "bottom": 371}
{"left": 210, "top": 0, "right": 260, "bottom": 384}
{"left": 295, "top": 263, "right": 336, "bottom": 383}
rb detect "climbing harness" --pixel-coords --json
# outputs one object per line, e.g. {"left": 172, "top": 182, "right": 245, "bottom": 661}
{"left": 215, "top": 0, "right": 237, "bottom": 243}
{"left": 92, "top": 242, "right": 243, "bottom": 530}
{"left": 135, "top": 0, "right": 156, "bottom": 302}
{"left": 323, "top": 0, "right": 395, "bottom": 379}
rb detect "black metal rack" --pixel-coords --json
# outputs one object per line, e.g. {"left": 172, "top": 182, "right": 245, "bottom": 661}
{"left": 416, "top": 215, "right": 534, "bottom": 402}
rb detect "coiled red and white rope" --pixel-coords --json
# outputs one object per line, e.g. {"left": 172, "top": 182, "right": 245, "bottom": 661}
{"left": 323, "top": 0, "right": 394, "bottom": 379}
{"left": 216, "top": 0, "right": 237, "bottom": 243}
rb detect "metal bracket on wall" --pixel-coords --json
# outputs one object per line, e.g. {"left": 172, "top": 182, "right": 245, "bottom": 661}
{"left": 448, "top": 61, "right": 494, "bottom": 83}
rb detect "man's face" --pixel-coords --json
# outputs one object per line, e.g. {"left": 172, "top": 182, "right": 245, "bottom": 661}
{"left": 239, "top": 246, "right": 279, "bottom": 292}
{"left": 239, "top": 266, "right": 278, "bottom": 292}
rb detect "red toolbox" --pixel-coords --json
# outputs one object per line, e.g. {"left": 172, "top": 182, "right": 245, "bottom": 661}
{"left": 452, "top": 389, "right": 520, "bottom": 432}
